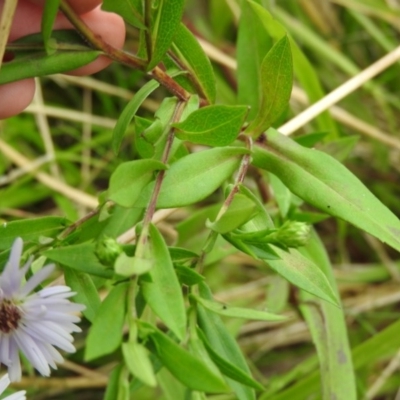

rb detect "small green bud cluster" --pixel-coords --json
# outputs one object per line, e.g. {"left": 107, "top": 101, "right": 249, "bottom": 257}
{"left": 95, "top": 237, "right": 123, "bottom": 266}
{"left": 265, "top": 220, "right": 311, "bottom": 248}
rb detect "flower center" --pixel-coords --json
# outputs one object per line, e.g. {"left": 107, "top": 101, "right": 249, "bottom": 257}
{"left": 0, "top": 300, "right": 21, "bottom": 333}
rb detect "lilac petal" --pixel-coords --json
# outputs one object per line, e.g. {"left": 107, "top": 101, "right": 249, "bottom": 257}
{"left": 0, "top": 373, "right": 11, "bottom": 394}
{"left": 38, "top": 286, "right": 72, "bottom": 297}
{"left": 0, "top": 239, "right": 23, "bottom": 297}
{"left": 18, "top": 265, "right": 54, "bottom": 298}
{"left": 34, "top": 311, "right": 81, "bottom": 323}
{"left": 40, "top": 342, "right": 64, "bottom": 365}
{"left": 0, "top": 334, "right": 10, "bottom": 365}
{"left": 4, "top": 390, "right": 27, "bottom": 400}
{"left": 7, "top": 339, "right": 21, "bottom": 382}
{"left": 13, "top": 330, "right": 50, "bottom": 377}
{"left": 22, "top": 322, "right": 75, "bottom": 353}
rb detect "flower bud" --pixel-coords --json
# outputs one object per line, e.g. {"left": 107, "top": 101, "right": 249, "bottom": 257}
{"left": 265, "top": 221, "right": 310, "bottom": 248}
{"left": 95, "top": 237, "right": 123, "bottom": 266}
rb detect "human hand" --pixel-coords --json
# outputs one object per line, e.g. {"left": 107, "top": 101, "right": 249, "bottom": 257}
{"left": 0, "top": 0, "right": 126, "bottom": 119}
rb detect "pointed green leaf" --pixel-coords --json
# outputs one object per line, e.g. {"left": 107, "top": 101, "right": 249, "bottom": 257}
{"left": 266, "top": 245, "right": 339, "bottom": 306}
{"left": 207, "top": 193, "right": 258, "bottom": 234}
{"left": 173, "top": 105, "right": 248, "bottom": 147}
{"left": 108, "top": 159, "right": 166, "bottom": 207}
{"left": 135, "top": 147, "right": 250, "bottom": 208}
{"left": 85, "top": 283, "right": 129, "bottom": 360}
{"left": 252, "top": 128, "right": 400, "bottom": 253}
{"left": 175, "top": 265, "right": 204, "bottom": 286}
{"left": 237, "top": 1, "right": 273, "bottom": 120}
{"left": 64, "top": 268, "right": 101, "bottom": 323}
{"left": 112, "top": 80, "right": 160, "bottom": 154}
{"left": 148, "top": 0, "right": 185, "bottom": 70}
{"left": 44, "top": 242, "right": 113, "bottom": 278}
{"left": 149, "top": 329, "right": 229, "bottom": 393}
{"left": 141, "top": 224, "right": 187, "bottom": 340}
{"left": 299, "top": 231, "right": 357, "bottom": 400}
{"left": 193, "top": 296, "right": 287, "bottom": 322}
{"left": 197, "top": 328, "right": 264, "bottom": 391}
{"left": 0, "top": 50, "right": 99, "bottom": 85}
{"left": 246, "top": 36, "right": 293, "bottom": 137}
{"left": 41, "top": 0, "right": 60, "bottom": 54}
{"left": 122, "top": 341, "right": 156, "bottom": 387}
{"left": 197, "top": 282, "right": 256, "bottom": 400}
{"left": 247, "top": 1, "right": 338, "bottom": 136}
{"left": 1, "top": 31, "right": 100, "bottom": 84}
{"left": 115, "top": 252, "right": 153, "bottom": 277}
{"left": 0, "top": 216, "right": 68, "bottom": 250}
{"left": 171, "top": 23, "right": 216, "bottom": 103}
{"left": 102, "top": 0, "right": 145, "bottom": 29}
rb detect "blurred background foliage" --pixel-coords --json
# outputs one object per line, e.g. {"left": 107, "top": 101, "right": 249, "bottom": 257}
{"left": 2, "top": 0, "right": 400, "bottom": 399}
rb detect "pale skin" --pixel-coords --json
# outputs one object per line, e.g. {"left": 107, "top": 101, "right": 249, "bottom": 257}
{"left": 0, "top": 0, "right": 126, "bottom": 119}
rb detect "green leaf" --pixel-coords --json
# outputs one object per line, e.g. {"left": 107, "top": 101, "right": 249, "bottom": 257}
{"left": 1, "top": 31, "right": 100, "bottom": 84}
{"left": 246, "top": 36, "right": 293, "bottom": 137}
{"left": 41, "top": 0, "right": 60, "bottom": 54}
{"left": 237, "top": 1, "right": 273, "bottom": 120}
{"left": 85, "top": 282, "right": 129, "bottom": 361}
{"left": 247, "top": 1, "right": 338, "bottom": 136}
{"left": 102, "top": 0, "right": 145, "bottom": 29}
{"left": 169, "top": 247, "right": 198, "bottom": 262}
{"left": 299, "top": 230, "right": 357, "bottom": 400}
{"left": 112, "top": 80, "right": 160, "bottom": 155}
{"left": 265, "top": 245, "right": 339, "bottom": 306}
{"left": 197, "top": 282, "right": 256, "bottom": 400}
{"left": 134, "top": 117, "right": 162, "bottom": 158}
{"left": 141, "top": 224, "right": 187, "bottom": 340}
{"left": 252, "top": 128, "right": 400, "bottom": 253}
{"left": 171, "top": 23, "right": 216, "bottom": 103}
{"left": 0, "top": 50, "right": 100, "bottom": 84}
{"left": 44, "top": 242, "right": 113, "bottom": 278}
{"left": 193, "top": 296, "right": 287, "bottom": 322}
{"left": 173, "top": 105, "right": 248, "bottom": 147}
{"left": 318, "top": 135, "right": 359, "bottom": 162}
{"left": 0, "top": 217, "right": 68, "bottom": 250}
{"left": 64, "top": 268, "right": 101, "bottom": 323}
{"left": 268, "top": 303, "right": 400, "bottom": 400}
{"left": 122, "top": 341, "right": 156, "bottom": 387}
{"left": 104, "top": 365, "right": 125, "bottom": 400}
{"left": 175, "top": 265, "right": 204, "bottom": 286}
{"left": 147, "top": 0, "right": 185, "bottom": 70}
{"left": 207, "top": 193, "right": 258, "bottom": 234}
{"left": 108, "top": 159, "right": 166, "bottom": 207}
{"left": 269, "top": 173, "right": 292, "bottom": 218}
{"left": 148, "top": 329, "right": 229, "bottom": 393}
{"left": 136, "top": 147, "right": 250, "bottom": 208}
{"left": 197, "top": 329, "right": 264, "bottom": 391}
{"left": 115, "top": 252, "right": 153, "bottom": 277}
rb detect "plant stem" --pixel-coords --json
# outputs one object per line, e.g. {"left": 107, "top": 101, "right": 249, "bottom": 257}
{"left": 144, "top": 0, "right": 153, "bottom": 62}
{"left": 59, "top": 0, "right": 190, "bottom": 102}
{"left": 59, "top": 207, "right": 101, "bottom": 239}
{"left": 196, "top": 137, "right": 253, "bottom": 273}
{"left": 135, "top": 101, "right": 187, "bottom": 257}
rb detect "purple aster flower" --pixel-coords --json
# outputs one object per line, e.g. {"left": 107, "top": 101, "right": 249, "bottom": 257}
{"left": 0, "top": 238, "right": 85, "bottom": 382}
{"left": 0, "top": 374, "right": 26, "bottom": 400}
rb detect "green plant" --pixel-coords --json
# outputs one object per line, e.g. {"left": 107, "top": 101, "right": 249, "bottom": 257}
{"left": 2, "top": 1, "right": 400, "bottom": 399}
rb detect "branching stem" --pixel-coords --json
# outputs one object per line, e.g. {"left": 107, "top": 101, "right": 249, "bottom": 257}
{"left": 135, "top": 101, "right": 187, "bottom": 258}
{"left": 196, "top": 137, "right": 253, "bottom": 273}
{"left": 59, "top": 0, "right": 190, "bottom": 102}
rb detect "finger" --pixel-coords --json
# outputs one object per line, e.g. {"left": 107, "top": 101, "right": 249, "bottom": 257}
{"left": 64, "top": 7, "right": 126, "bottom": 75}
{"left": 5, "top": 1, "right": 125, "bottom": 74}
{"left": 0, "top": 79, "right": 35, "bottom": 119}
{"left": 0, "top": 1, "right": 125, "bottom": 118}
{"left": 7, "top": 1, "right": 125, "bottom": 47}
{"left": 28, "top": 0, "right": 102, "bottom": 15}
